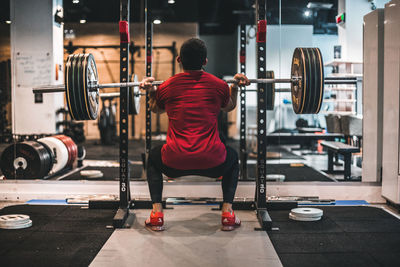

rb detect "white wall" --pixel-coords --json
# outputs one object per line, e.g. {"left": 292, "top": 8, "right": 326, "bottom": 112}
{"left": 338, "top": 0, "right": 390, "bottom": 62}
{"left": 312, "top": 34, "right": 338, "bottom": 75}
{"left": 10, "top": 0, "right": 64, "bottom": 134}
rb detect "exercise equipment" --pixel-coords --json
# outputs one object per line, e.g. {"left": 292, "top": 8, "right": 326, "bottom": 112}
{"left": 80, "top": 170, "right": 104, "bottom": 179}
{"left": 98, "top": 98, "right": 117, "bottom": 145}
{"left": 53, "top": 135, "right": 78, "bottom": 167}
{"left": 289, "top": 207, "right": 323, "bottom": 221}
{"left": 32, "top": 47, "right": 325, "bottom": 119}
{"left": 0, "top": 214, "right": 32, "bottom": 229}
{"left": 37, "top": 137, "right": 69, "bottom": 175}
{"left": 0, "top": 141, "right": 53, "bottom": 179}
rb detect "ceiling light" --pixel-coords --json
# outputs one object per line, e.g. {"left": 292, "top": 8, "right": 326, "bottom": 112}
{"left": 72, "top": 0, "right": 79, "bottom": 4}
{"left": 304, "top": 10, "right": 311, "bottom": 17}
{"left": 5, "top": 20, "right": 11, "bottom": 24}
{"left": 168, "top": 0, "right": 175, "bottom": 4}
{"left": 153, "top": 19, "right": 161, "bottom": 24}
{"left": 80, "top": 19, "right": 86, "bottom": 24}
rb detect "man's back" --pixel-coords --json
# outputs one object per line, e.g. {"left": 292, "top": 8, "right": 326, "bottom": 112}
{"left": 156, "top": 71, "right": 229, "bottom": 170}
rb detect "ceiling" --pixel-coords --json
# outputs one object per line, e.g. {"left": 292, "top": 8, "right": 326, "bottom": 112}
{"left": 1, "top": 0, "right": 339, "bottom": 34}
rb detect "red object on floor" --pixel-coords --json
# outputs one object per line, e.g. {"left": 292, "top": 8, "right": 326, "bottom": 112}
{"left": 145, "top": 211, "right": 165, "bottom": 231}
{"left": 221, "top": 211, "right": 241, "bottom": 231}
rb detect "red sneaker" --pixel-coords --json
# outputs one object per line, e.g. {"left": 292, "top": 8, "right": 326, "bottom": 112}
{"left": 145, "top": 211, "right": 165, "bottom": 231}
{"left": 221, "top": 211, "right": 241, "bottom": 231}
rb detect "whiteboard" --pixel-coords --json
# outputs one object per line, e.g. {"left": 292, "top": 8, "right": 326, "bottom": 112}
{"left": 15, "top": 52, "right": 52, "bottom": 87}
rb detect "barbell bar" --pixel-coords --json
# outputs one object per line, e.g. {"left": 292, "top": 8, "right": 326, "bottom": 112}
{"left": 32, "top": 47, "right": 325, "bottom": 120}
{"left": 32, "top": 78, "right": 298, "bottom": 94}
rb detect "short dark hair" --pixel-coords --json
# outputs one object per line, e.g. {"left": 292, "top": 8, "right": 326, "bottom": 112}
{"left": 179, "top": 38, "right": 207, "bottom": 70}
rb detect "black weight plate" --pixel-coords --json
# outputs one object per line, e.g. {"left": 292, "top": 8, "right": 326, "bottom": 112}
{"left": 83, "top": 54, "right": 99, "bottom": 119}
{"left": 37, "top": 141, "right": 52, "bottom": 179}
{"left": 76, "top": 54, "right": 88, "bottom": 120}
{"left": 313, "top": 48, "right": 324, "bottom": 113}
{"left": 307, "top": 48, "right": 318, "bottom": 113}
{"left": 303, "top": 48, "right": 315, "bottom": 114}
{"left": 36, "top": 141, "right": 54, "bottom": 175}
{"left": 65, "top": 55, "right": 78, "bottom": 120}
{"left": 75, "top": 54, "right": 88, "bottom": 120}
{"left": 266, "top": 71, "right": 275, "bottom": 110}
{"left": 291, "top": 48, "right": 306, "bottom": 114}
{"left": 0, "top": 142, "right": 50, "bottom": 179}
{"left": 69, "top": 54, "right": 83, "bottom": 120}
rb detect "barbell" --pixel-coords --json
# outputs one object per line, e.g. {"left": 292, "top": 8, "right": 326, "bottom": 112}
{"left": 32, "top": 47, "right": 324, "bottom": 120}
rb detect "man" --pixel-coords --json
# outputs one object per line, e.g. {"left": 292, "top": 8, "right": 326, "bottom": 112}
{"left": 140, "top": 38, "right": 250, "bottom": 231}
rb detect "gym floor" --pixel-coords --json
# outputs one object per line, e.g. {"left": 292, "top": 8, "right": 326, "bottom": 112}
{"left": 0, "top": 140, "right": 391, "bottom": 267}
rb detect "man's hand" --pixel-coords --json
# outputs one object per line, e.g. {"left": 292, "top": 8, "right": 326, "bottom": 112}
{"left": 232, "top": 73, "right": 250, "bottom": 88}
{"left": 140, "top": 77, "right": 157, "bottom": 96}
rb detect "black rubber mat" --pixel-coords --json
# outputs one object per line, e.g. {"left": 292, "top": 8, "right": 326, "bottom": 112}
{"left": 247, "top": 164, "right": 333, "bottom": 182}
{"left": 59, "top": 164, "right": 144, "bottom": 181}
{"left": 0, "top": 204, "right": 115, "bottom": 267}
{"left": 267, "top": 206, "right": 400, "bottom": 267}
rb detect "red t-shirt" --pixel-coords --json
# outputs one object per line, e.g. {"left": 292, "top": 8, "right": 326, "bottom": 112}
{"left": 156, "top": 71, "right": 230, "bottom": 170}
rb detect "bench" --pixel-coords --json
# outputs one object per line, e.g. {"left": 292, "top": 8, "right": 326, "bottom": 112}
{"left": 320, "top": 141, "right": 360, "bottom": 180}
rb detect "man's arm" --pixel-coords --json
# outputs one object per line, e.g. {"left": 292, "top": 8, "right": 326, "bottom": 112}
{"left": 148, "top": 89, "right": 165, "bottom": 114}
{"left": 139, "top": 77, "right": 165, "bottom": 114}
{"left": 221, "top": 85, "right": 238, "bottom": 112}
{"left": 221, "top": 73, "right": 250, "bottom": 113}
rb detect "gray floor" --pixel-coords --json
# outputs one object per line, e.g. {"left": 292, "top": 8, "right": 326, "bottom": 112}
{"left": 90, "top": 205, "right": 282, "bottom": 267}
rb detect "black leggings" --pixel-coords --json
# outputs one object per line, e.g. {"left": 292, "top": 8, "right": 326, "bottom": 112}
{"left": 147, "top": 145, "right": 239, "bottom": 203}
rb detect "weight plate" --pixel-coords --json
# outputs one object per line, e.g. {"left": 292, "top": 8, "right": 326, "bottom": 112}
{"left": 83, "top": 53, "right": 99, "bottom": 120}
{"left": 0, "top": 214, "right": 32, "bottom": 229}
{"left": 0, "top": 220, "right": 32, "bottom": 229}
{"left": 0, "top": 214, "right": 30, "bottom": 225}
{"left": 312, "top": 48, "right": 324, "bottom": 113}
{"left": 129, "top": 74, "right": 140, "bottom": 115}
{"left": 72, "top": 54, "right": 84, "bottom": 120}
{"left": 266, "top": 71, "right": 275, "bottom": 110}
{"left": 0, "top": 141, "right": 52, "bottom": 179}
{"left": 80, "top": 170, "right": 103, "bottom": 179}
{"left": 36, "top": 140, "right": 55, "bottom": 175}
{"left": 291, "top": 208, "right": 323, "bottom": 218}
{"left": 37, "top": 137, "right": 69, "bottom": 174}
{"left": 266, "top": 174, "right": 285, "bottom": 181}
{"left": 289, "top": 213, "right": 321, "bottom": 222}
{"left": 291, "top": 48, "right": 306, "bottom": 114}
{"left": 65, "top": 55, "right": 78, "bottom": 120}
{"left": 75, "top": 54, "right": 88, "bottom": 120}
{"left": 303, "top": 48, "right": 315, "bottom": 114}
{"left": 53, "top": 135, "right": 78, "bottom": 167}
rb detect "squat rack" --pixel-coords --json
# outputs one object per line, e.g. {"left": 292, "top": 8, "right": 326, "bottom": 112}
{"left": 91, "top": 0, "right": 274, "bottom": 230}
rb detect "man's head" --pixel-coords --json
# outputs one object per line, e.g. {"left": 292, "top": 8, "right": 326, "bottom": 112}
{"left": 178, "top": 38, "right": 207, "bottom": 70}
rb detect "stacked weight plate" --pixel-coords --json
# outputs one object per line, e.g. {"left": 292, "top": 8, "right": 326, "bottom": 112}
{"left": 289, "top": 207, "right": 323, "bottom": 221}
{"left": 0, "top": 141, "right": 53, "bottom": 179}
{"left": 37, "top": 137, "right": 69, "bottom": 175}
{"left": 0, "top": 214, "right": 32, "bottom": 229}
{"left": 291, "top": 47, "right": 324, "bottom": 114}
{"left": 65, "top": 53, "right": 99, "bottom": 120}
{"left": 53, "top": 135, "right": 78, "bottom": 167}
